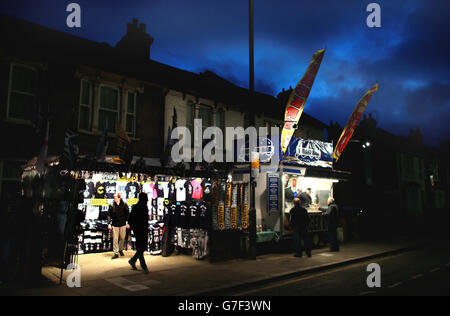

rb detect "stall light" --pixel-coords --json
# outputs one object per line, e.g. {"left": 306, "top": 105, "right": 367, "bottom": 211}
{"left": 362, "top": 144, "right": 367, "bottom": 149}
{"left": 365, "top": 141, "right": 371, "bottom": 147}
{"left": 228, "top": 174, "right": 233, "bottom": 182}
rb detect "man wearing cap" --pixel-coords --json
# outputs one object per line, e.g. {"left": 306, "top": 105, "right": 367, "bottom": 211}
{"left": 108, "top": 193, "right": 130, "bottom": 259}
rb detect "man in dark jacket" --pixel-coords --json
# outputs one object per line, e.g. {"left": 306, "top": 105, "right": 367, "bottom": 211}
{"left": 128, "top": 193, "right": 149, "bottom": 273}
{"left": 299, "top": 188, "right": 313, "bottom": 208}
{"left": 108, "top": 193, "right": 129, "bottom": 259}
{"left": 289, "top": 198, "right": 311, "bottom": 257}
{"left": 320, "top": 197, "right": 340, "bottom": 252}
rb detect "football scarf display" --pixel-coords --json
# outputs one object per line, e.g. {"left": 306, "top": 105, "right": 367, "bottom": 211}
{"left": 237, "top": 183, "right": 243, "bottom": 230}
{"left": 224, "top": 183, "right": 232, "bottom": 230}
{"left": 217, "top": 183, "right": 226, "bottom": 230}
{"left": 241, "top": 183, "right": 249, "bottom": 229}
{"left": 230, "top": 184, "right": 238, "bottom": 229}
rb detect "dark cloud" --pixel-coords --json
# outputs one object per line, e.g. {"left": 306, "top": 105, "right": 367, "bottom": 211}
{"left": 405, "top": 82, "right": 450, "bottom": 114}
{"left": 0, "top": 0, "right": 449, "bottom": 146}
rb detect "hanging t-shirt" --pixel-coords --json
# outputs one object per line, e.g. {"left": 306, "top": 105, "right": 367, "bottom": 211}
{"left": 185, "top": 180, "right": 193, "bottom": 201}
{"left": 155, "top": 181, "right": 163, "bottom": 198}
{"left": 142, "top": 182, "right": 157, "bottom": 199}
{"left": 125, "top": 182, "right": 140, "bottom": 200}
{"left": 85, "top": 205, "right": 100, "bottom": 220}
{"left": 175, "top": 179, "right": 187, "bottom": 201}
{"left": 191, "top": 178, "right": 203, "bottom": 200}
{"left": 104, "top": 181, "right": 117, "bottom": 199}
{"left": 155, "top": 181, "right": 169, "bottom": 198}
{"left": 178, "top": 202, "right": 189, "bottom": 229}
{"left": 94, "top": 182, "right": 106, "bottom": 199}
{"left": 149, "top": 223, "right": 162, "bottom": 255}
{"left": 83, "top": 181, "right": 95, "bottom": 199}
{"left": 161, "top": 182, "right": 169, "bottom": 199}
{"left": 199, "top": 202, "right": 209, "bottom": 230}
{"left": 189, "top": 202, "right": 199, "bottom": 229}
{"left": 202, "top": 179, "right": 212, "bottom": 203}
{"left": 168, "top": 180, "right": 177, "bottom": 201}
{"left": 157, "top": 198, "right": 165, "bottom": 219}
{"left": 150, "top": 198, "right": 158, "bottom": 220}
{"left": 168, "top": 202, "right": 178, "bottom": 227}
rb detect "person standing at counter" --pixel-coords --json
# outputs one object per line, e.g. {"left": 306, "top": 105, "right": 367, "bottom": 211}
{"left": 320, "top": 197, "right": 340, "bottom": 252}
{"left": 289, "top": 198, "right": 311, "bottom": 258}
{"left": 108, "top": 193, "right": 130, "bottom": 259}
{"left": 299, "top": 188, "right": 313, "bottom": 208}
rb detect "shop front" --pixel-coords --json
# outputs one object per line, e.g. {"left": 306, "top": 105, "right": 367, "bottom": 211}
{"left": 19, "top": 156, "right": 253, "bottom": 283}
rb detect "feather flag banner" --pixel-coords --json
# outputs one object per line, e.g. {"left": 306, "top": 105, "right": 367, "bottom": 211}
{"left": 333, "top": 83, "right": 378, "bottom": 162}
{"left": 280, "top": 49, "right": 325, "bottom": 154}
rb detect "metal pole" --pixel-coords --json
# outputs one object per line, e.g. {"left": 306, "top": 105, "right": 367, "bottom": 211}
{"left": 249, "top": 0, "right": 254, "bottom": 93}
{"left": 248, "top": 0, "right": 257, "bottom": 260}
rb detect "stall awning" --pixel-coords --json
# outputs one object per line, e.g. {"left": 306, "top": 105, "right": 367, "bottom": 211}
{"left": 232, "top": 163, "right": 351, "bottom": 181}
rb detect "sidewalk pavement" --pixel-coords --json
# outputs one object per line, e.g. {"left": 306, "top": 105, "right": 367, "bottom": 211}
{"left": 11, "top": 240, "right": 417, "bottom": 296}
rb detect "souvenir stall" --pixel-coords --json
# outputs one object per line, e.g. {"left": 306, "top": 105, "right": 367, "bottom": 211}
{"left": 75, "top": 170, "right": 235, "bottom": 260}
{"left": 20, "top": 153, "right": 248, "bottom": 271}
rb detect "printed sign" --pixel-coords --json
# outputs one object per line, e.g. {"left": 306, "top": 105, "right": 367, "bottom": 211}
{"left": 267, "top": 173, "right": 280, "bottom": 213}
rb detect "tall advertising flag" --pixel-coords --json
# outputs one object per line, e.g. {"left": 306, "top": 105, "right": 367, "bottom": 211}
{"left": 281, "top": 49, "right": 325, "bottom": 154}
{"left": 332, "top": 83, "right": 378, "bottom": 162}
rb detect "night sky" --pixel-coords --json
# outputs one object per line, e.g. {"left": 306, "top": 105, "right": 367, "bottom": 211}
{"left": 1, "top": 0, "right": 449, "bottom": 146}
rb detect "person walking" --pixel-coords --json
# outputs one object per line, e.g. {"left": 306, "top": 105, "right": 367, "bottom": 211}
{"left": 128, "top": 193, "right": 149, "bottom": 273}
{"left": 108, "top": 193, "right": 129, "bottom": 259}
{"left": 320, "top": 197, "right": 340, "bottom": 252}
{"left": 289, "top": 198, "right": 311, "bottom": 258}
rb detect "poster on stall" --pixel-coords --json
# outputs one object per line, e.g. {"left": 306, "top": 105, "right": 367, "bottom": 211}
{"left": 267, "top": 173, "right": 280, "bottom": 213}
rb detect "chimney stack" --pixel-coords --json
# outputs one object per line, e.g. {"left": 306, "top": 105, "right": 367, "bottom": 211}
{"left": 116, "top": 18, "right": 154, "bottom": 60}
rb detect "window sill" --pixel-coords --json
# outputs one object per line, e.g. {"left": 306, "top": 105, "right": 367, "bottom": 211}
{"left": 4, "top": 118, "right": 33, "bottom": 126}
{"left": 78, "top": 129, "right": 102, "bottom": 136}
{"left": 77, "top": 129, "right": 140, "bottom": 141}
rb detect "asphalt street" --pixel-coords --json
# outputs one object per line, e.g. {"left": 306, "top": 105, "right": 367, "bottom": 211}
{"left": 225, "top": 244, "right": 450, "bottom": 296}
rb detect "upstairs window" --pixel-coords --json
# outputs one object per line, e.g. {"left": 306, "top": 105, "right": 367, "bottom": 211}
{"left": 198, "top": 105, "right": 213, "bottom": 133}
{"left": 8, "top": 64, "right": 37, "bottom": 122}
{"left": 98, "top": 85, "right": 119, "bottom": 134}
{"left": 186, "top": 102, "right": 195, "bottom": 142}
{"left": 79, "top": 79, "right": 93, "bottom": 130}
{"left": 125, "top": 92, "right": 136, "bottom": 138}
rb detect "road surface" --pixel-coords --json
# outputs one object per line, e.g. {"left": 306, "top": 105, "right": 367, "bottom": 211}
{"left": 225, "top": 244, "right": 450, "bottom": 296}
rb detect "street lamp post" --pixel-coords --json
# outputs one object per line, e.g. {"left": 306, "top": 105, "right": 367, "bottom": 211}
{"left": 248, "top": 0, "right": 257, "bottom": 260}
